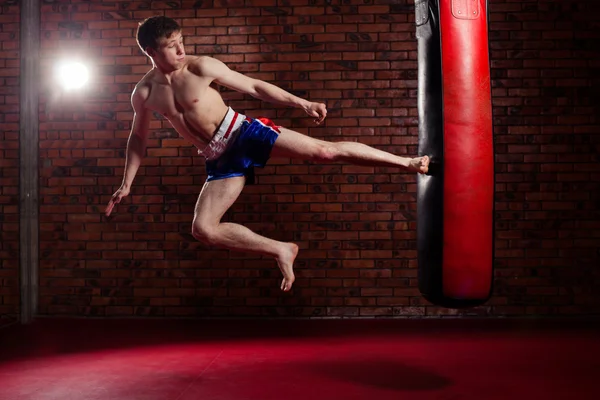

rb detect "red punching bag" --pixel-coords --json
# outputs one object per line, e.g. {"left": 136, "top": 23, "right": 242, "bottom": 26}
{"left": 416, "top": 0, "right": 494, "bottom": 307}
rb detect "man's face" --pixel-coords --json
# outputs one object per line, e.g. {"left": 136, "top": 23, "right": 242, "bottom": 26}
{"left": 149, "top": 31, "right": 185, "bottom": 67}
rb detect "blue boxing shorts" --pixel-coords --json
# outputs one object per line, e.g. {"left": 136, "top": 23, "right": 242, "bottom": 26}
{"left": 199, "top": 107, "right": 280, "bottom": 185}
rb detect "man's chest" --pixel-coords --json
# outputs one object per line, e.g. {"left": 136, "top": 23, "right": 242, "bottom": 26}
{"left": 146, "top": 77, "right": 208, "bottom": 117}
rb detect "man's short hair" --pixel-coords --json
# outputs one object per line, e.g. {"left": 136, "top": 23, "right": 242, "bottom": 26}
{"left": 136, "top": 16, "right": 181, "bottom": 54}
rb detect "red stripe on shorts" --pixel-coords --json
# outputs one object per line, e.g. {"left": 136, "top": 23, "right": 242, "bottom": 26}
{"left": 223, "top": 112, "right": 239, "bottom": 139}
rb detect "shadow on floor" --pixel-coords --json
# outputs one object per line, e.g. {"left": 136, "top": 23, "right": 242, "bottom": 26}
{"left": 300, "top": 357, "right": 451, "bottom": 390}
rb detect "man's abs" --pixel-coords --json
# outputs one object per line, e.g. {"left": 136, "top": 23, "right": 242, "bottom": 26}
{"left": 168, "top": 102, "right": 229, "bottom": 149}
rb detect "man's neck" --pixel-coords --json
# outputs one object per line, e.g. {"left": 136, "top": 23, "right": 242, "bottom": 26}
{"left": 153, "top": 65, "right": 181, "bottom": 84}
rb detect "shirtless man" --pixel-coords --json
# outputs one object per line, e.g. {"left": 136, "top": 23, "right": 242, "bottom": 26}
{"left": 105, "top": 16, "right": 430, "bottom": 292}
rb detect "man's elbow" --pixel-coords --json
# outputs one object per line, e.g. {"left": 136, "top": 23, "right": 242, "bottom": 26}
{"left": 248, "top": 79, "right": 266, "bottom": 98}
{"left": 128, "top": 131, "right": 148, "bottom": 152}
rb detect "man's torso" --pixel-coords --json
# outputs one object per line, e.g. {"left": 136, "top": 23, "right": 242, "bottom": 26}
{"left": 137, "top": 57, "right": 230, "bottom": 149}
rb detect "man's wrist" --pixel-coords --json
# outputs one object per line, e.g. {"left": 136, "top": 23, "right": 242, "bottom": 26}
{"left": 299, "top": 99, "right": 312, "bottom": 110}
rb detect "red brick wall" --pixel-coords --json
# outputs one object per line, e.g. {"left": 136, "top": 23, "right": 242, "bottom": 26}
{"left": 0, "top": 2, "right": 20, "bottom": 323}
{"left": 37, "top": 0, "right": 600, "bottom": 318}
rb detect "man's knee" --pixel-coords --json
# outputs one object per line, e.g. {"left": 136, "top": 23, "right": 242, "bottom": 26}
{"left": 191, "top": 222, "right": 219, "bottom": 246}
{"left": 313, "top": 143, "right": 340, "bottom": 162}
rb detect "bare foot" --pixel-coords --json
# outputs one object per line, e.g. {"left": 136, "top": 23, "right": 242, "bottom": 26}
{"left": 276, "top": 243, "right": 298, "bottom": 291}
{"left": 409, "top": 155, "right": 430, "bottom": 174}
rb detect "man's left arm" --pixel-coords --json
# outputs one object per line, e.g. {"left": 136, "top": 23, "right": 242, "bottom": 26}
{"left": 193, "top": 56, "right": 327, "bottom": 124}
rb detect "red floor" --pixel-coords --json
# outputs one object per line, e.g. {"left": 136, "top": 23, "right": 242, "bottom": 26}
{"left": 0, "top": 318, "right": 599, "bottom": 400}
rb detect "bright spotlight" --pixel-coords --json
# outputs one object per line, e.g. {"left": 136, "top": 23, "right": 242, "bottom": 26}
{"left": 56, "top": 61, "right": 89, "bottom": 91}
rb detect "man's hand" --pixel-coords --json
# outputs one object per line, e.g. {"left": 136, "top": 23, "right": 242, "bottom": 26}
{"left": 304, "top": 102, "right": 327, "bottom": 125}
{"left": 105, "top": 186, "right": 130, "bottom": 217}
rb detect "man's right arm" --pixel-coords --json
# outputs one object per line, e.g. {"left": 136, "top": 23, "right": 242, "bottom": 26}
{"left": 121, "top": 86, "right": 151, "bottom": 190}
{"left": 105, "top": 85, "right": 151, "bottom": 217}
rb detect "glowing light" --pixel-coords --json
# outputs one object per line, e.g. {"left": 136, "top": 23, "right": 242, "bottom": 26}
{"left": 56, "top": 61, "right": 89, "bottom": 91}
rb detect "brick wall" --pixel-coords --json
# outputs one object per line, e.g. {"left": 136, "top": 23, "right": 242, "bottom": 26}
{"left": 37, "top": 0, "right": 600, "bottom": 318}
{"left": 0, "top": 1, "right": 20, "bottom": 324}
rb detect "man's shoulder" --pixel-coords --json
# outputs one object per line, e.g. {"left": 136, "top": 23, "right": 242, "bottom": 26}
{"left": 137, "top": 69, "right": 155, "bottom": 86}
{"left": 188, "top": 55, "right": 212, "bottom": 65}
{"left": 131, "top": 80, "right": 152, "bottom": 109}
{"left": 132, "top": 83, "right": 150, "bottom": 101}
{"left": 132, "top": 71, "right": 154, "bottom": 101}
{"left": 187, "top": 55, "right": 217, "bottom": 76}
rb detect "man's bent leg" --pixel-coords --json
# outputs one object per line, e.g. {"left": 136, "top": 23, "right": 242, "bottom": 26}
{"left": 270, "top": 127, "right": 429, "bottom": 173}
{"left": 192, "top": 176, "right": 298, "bottom": 291}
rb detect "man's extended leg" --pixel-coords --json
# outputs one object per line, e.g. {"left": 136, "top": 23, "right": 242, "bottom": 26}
{"left": 270, "top": 127, "right": 430, "bottom": 173}
{"left": 192, "top": 176, "right": 298, "bottom": 291}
